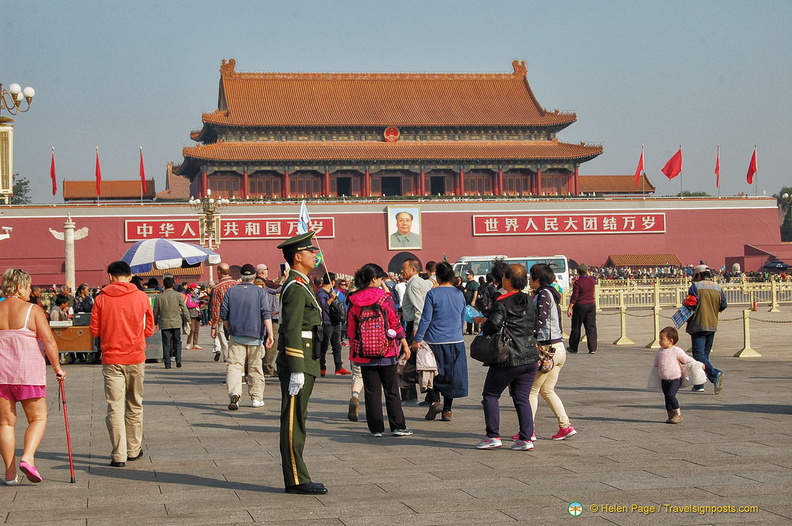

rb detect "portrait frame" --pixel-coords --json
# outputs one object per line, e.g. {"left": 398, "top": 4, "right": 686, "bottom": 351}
{"left": 387, "top": 206, "right": 422, "bottom": 251}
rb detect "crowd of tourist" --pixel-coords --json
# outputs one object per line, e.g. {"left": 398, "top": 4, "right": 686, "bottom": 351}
{"left": 595, "top": 264, "right": 790, "bottom": 282}
{"left": 0, "top": 247, "right": 737, "bottom": 493}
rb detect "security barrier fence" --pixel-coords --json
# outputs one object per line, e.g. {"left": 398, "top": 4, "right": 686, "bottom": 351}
{"left": 587, "top": 280, "right": 792, "bottom": 311}
{"left": 561, "top": 280, "right": 792, "bottom": 358}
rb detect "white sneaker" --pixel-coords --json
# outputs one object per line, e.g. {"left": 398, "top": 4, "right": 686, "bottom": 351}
{"left": 475, "top": 437, "right": 502, "bottom": 449}
{"left": 251, "top": 399, "right": 265, "bottom": 408}
{"left": 511, "top": 439, "right": 534, "bottom": 451}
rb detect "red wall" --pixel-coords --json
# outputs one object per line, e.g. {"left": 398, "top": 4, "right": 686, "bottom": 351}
{"left": 0, "top": 198, "right": 780, "bottom": 287}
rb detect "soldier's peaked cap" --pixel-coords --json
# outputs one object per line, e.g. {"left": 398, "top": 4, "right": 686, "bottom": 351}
{"left": 277, "top": 231, "right": 319, "bottom": 256}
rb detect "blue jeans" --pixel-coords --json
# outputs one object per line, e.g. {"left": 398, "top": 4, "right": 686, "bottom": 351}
{"left": 691, "top": 331, "right": 720, "bottom": 387}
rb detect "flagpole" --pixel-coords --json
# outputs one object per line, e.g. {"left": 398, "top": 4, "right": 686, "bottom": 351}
{"left": 297, "top": 200, "right": 333, "bottom": 281}
{"left": 641, "top": 144, "right": 645, "bottom": 198}
{"left": 95, "top": 146, "right": 100, "bottom": 206}
{"left": 716, "top": 144, "right": 721, "bottom": 199}
{"left": 678, "top": 145, "right": 683, "bottom": 198}
{"left": 754, "top": 144, "right": 758, "bottom": 197}
{"left": 140, "top": 146, "right": 143, "bottom": 205}
{"left": 51, "top": 146, "right": 56, "bottom": 206}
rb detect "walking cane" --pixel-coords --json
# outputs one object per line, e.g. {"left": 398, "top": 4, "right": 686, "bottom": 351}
{"left": 58, "top": 378, "right": 76, "bottom": 483}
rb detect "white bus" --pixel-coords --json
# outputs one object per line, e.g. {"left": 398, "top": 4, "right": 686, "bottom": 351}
{"left": 506, "top": 255, "right": 571, "bottom": 292}
{"left": 451, "top": 256, "right": 508, "bottom": 281}
{"left": 452, "top": 255, "right": 571, "bottom": 291}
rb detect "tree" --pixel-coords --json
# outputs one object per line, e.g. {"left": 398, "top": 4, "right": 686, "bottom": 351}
{"left": 673, "top": 191, "right": 710, "bottom": 197}
{"left": 775, "top": 186, "right": 792, "bottom": 242}
{"left": 10, "top": 175, "right": 31, "bottom": 205}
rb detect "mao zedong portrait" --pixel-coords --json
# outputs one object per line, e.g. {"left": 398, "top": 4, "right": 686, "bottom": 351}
{"left": 389, "top": 210, "right": 421, "bottom": 249}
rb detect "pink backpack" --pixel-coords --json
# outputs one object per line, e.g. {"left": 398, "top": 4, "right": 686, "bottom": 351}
{"left": 352, "top": 296, "right": 391, "bottom": 358}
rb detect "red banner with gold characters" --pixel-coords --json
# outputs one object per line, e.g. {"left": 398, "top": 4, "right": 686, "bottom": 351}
{"left": 472, "top": 213, "right": 665, "bottom": 236}
{"left": 125, "top": 217, "right": 335, "bottom": 242}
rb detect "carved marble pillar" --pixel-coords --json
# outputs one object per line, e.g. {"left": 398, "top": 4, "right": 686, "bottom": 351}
{"left": 64, "top": 218, "right": 75, "bottom": 289}
{"left": 49, "top": 214, "right": 88, "bottom": 289}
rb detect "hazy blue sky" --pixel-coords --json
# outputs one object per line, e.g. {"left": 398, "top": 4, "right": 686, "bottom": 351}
{"left": 2, "top": 0, "right": 790, "bottom": 202}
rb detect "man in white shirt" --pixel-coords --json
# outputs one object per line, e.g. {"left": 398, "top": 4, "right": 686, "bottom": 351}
{"left": 398, "top": 258, "right": 433, "bottom": 402}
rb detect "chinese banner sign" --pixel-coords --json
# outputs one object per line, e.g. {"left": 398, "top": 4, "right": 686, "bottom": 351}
{"left": 125, "top": 217, "right": 335, "bottom": 242}
{"left": 472, "top": 213, "right": 666, "bottom": 236}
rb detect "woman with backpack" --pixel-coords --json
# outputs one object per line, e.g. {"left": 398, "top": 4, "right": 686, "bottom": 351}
{"left": 411, "top": 262, "right": 468, "bottom": 422}
{"left": 347, "top": 263, "right": 413, "bottom": 437}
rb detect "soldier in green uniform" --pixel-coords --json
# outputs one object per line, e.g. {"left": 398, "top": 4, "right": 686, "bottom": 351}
{"left": 275, "top": 231, "right": 328, "bottom": 495}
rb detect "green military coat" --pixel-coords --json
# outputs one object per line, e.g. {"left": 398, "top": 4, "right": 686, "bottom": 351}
{"left": 276, "top": 270, "right": 322, "bottom": 378}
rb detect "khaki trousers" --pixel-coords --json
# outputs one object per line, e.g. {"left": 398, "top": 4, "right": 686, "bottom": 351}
{"left": 226, "top": 336, "right": 265, "bottom": 401}
{"left": 213, "top": 326, "right": 230, "bottom": 361}
{"left": 103, "top": 363, "right": 145, "bottom": 463}
{"left": 529, "top": 343, "right": 571, "bottom": 429}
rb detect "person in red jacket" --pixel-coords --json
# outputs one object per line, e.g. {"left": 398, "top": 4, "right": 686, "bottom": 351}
{"left": 90, "top": 261, "right": 155, "bottom": 468}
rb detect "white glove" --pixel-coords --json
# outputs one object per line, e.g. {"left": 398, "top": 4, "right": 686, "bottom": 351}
{"left": 288, "top": 372, "right": 305, "bottom": 396}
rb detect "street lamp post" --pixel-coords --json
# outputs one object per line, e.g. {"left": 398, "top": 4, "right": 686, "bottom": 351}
{"left": 1, "top": 82, "right": 35, "bottom": 204}
{"left": 0, "top": 83, "right": 35, "bottom": 117}
{"left": 188, "top": 189, "right": 230, "bottom": 283}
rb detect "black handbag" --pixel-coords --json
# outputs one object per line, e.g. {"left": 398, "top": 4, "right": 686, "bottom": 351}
{"left": 470, "top": 326, "right": 511, "bottom": 366}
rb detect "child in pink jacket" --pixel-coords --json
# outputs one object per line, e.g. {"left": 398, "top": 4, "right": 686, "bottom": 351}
{"left": 653, "top": 326, "right": 695, "bottom": 424}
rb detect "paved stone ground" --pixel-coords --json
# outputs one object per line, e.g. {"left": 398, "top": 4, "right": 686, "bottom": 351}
{"left": 1, "top": 306, "right": 790, "bottom": 525}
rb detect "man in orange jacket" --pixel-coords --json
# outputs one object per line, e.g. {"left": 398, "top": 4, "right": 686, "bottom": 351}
{"left": 90, "top": 261, "right": 155, "bottom": 467}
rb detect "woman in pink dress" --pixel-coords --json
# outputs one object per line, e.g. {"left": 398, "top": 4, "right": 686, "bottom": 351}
{"left": 0, "top": 269, "right": 64, "bottom": 485}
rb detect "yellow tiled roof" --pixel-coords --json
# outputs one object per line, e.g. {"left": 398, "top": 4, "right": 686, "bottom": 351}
{"left": 607, "top": 254, "right": 682, "bottom": 267}
{"left": 579, "top": 175, "right": 655, "bottom": 193}
{"left": 63, "top": 180, "right": 155, "bottom": 199}
{"left": 202, "top": 59, "right": 577, "bottom": 128}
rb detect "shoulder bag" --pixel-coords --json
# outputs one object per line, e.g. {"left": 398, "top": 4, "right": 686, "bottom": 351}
{"left": 536, "top": 342, "right": 555, "bottom": 374}
{"left": 470, "top": 325, "right": 511, "bottom": 366}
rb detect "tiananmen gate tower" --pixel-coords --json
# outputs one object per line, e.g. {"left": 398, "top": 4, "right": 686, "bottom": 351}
{"left": 174, "top": 59, "right": 603, "bottom": 199}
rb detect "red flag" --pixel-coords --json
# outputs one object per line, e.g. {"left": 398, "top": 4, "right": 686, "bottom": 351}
{"left": 633, "top": 148, "right": 644, "bottom": 187}
{"left": 95, "top": 148, "right": 102, "bottom": 196}
{"left": 139, "top": 147, "right": 147, "bottom": 194}
{"left": 49, "top": 148, "right": 57, "bottom": 196}
{"left": 714, "top": 146, "right": 720, "bottom": 188}
{"left": 746, "top": 147, "right": 757, "bottom": 185}
{"left": 661, "top": 148, "right": 683, "bottom": 180}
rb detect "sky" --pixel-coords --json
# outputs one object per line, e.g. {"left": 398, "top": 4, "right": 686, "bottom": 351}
{"left": 2, "top": 0, "right": 790, "bottom": 203}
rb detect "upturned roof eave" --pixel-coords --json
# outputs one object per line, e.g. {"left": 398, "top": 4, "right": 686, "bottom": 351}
{"left": 197, "top": 114, "right": 578, "bottom": 129}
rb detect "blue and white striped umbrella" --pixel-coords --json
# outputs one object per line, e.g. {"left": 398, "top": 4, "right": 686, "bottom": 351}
{"left": 121, "top": 238, "right": 221, "bottom": 274}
